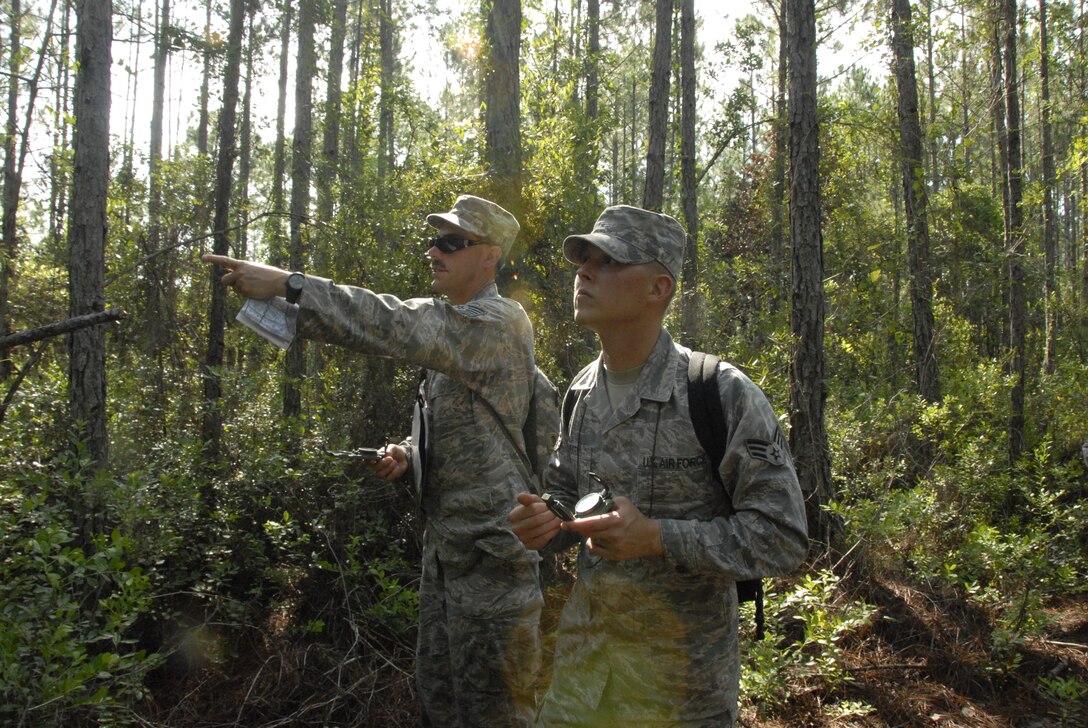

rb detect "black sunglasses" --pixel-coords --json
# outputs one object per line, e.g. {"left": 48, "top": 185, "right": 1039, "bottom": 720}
{"left": 429, "top": 234, "right": 480, "bottom": 254}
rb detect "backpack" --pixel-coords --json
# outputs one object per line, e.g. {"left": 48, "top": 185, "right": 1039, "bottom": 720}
{"left": 477, "top": 365, "right": 561, "bottom": 494}
{"left": 522, "top": 367, "right": 562, "bottom": 491}
{"left": 560, "top": 350, "right": 766, "bottom": 639}
{"left": 687, "top": 351, "right": 766, "bottom": 640}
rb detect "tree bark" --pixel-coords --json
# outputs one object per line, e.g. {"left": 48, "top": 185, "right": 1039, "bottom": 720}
{"left": 203, "top": 0, "right": 246, "bottom": 465}
{"left": 377, "top": 0, "right": 395, "bottom": 182}
{"left": 484, "top": 0, "right": 522, "bottom": 215}
{"left": 643, "top": 0, "right": 672, "bottom": 211}
{"left": 580, "top": 0, "right": 600, "bottom": 201}
{"left": 1001, "top": 0, "right": 1026, "bottom": 465}
{"left": 891, "top": 0, "right": 940, "bottom": 407}
{"left": 1, "top": 0, "right": 24, "bottom": 379}
{"left": 787, "top": 0, "right": 834, "bottom": 552}
{"left": 1081, "top": 0, "right": 1088, "bottom": 341}
{"left": 269, "top": 1, "right": 293, "bottom": 267}
{"left": 769, "top": 0, "right": 788, "bottom": 282}
{"left": 68, "top": 0, "right": 112, "bottom": 470}
{"left": 145, "top": 0, "right": 172, "bottom": 404}
{"left": 3, "top": 0, "right": 60, "bottom": 377}
{"left": 678, "top": 0, "right": 700, "bottom": 346}
{"left": 284, "top": 0, "right": 315, "bottom": 422}
{"left": 196, "top": 0, "right": 212, "bottom": 156}
{"left": 49, "top": 1, "right": 73, "bottom": 257}
{"left": 891, "top": 0, "right": 941, "bottom": 483}
{"left": 1040, "top": 0, "right": 1057, "bottom": 374}
{"left": 319, "top": 0, "right": 347, "bottom": 221}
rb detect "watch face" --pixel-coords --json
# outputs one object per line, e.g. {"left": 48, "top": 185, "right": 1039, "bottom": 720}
{"left": 286, "top": 272, "right": 304, "bottom": 302}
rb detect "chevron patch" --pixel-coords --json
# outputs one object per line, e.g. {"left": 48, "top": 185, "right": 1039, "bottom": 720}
{"left": 746, "top": 438, "right": 787, "bottom": 467}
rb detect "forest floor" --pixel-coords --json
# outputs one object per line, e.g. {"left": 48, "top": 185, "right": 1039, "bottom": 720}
{"left": 143, "top": 574, "right": 1088, "bottom": 727}
{"left": 756, "top": 576, "right": 1088, "bottom": 728}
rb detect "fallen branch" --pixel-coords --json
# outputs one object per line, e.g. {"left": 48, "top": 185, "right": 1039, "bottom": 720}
{"left": 0, "top": 308, "right": 125, "bottom": 350}
{"left": 1037, "top": 639, "right": 1088, "bottom": 652}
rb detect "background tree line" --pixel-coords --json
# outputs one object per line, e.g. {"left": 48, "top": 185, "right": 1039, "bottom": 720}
{"left": 1, "top": 0, "right": 1086, "bottom": 724}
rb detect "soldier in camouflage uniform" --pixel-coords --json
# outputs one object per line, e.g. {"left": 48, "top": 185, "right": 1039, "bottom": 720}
{"left": 509, "top": 205, "right": 808, "bottom": 726}
{"left": 204, "top": 195, "right": 543, "bottom": 727}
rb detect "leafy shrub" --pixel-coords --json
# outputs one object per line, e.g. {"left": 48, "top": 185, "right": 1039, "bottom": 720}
{"left": 0, "top": 467, "right": 160, "bottom": 727}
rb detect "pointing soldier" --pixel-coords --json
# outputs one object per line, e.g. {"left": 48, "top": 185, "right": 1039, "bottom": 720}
{"left": 205, "top": 195, "right": 543, "bottom": 727}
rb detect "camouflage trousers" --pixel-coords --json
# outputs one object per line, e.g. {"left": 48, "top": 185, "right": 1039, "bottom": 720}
{"left": 417, "top": 541, "right": 543, "bottom": 728}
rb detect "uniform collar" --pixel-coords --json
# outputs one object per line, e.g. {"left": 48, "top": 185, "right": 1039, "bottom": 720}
{"left": 572, "top": 328, "right": 677, "bottom": 405}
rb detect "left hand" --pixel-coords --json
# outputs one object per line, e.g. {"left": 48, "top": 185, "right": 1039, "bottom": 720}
{"left": 561, "top": 496, "right": 663, "bottom": 560}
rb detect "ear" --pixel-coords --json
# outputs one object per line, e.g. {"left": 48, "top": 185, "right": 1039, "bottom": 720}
{"left": 481, "top": 244, "right": 503, "bottom": 269}
{"left": 648, "top": 273, "right": 675, "bottom": 304}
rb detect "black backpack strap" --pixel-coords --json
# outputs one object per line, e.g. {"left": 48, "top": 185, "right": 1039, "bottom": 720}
{"left": 687, "top": 351, "right": 725, "bottom": 483}
{"left": 687, "top": 351, "right": 765, "bottom": 640}
{"left": 561, "top": 384, "right": 581, "bottom": 436}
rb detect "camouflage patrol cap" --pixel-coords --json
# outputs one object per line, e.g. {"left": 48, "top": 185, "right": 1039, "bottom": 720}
{"left": 563, "top": 205, "right": 686, "bottom": 279}
{"left": 426, "top": 195, "right": 520, "bottom": 255}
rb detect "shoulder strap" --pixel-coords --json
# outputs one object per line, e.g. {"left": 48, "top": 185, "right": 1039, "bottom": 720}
{"left": 561, "top": 384, "right": 580, "bottom": 433}
{"left": 475, "top": 382, "right": 539, "bottom": 494}
{"left": 687, "top": 351, "right": 726, "bottom": 486}
{"left": 686, "top": 351, "right": 765, "bottom": 639}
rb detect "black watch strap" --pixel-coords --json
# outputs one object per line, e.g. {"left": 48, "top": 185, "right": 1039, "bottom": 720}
{"left": 285, "top": 272, "right": 305, "bottom": 304}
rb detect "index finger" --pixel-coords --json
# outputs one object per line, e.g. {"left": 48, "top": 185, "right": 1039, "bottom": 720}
{"left": 561, "top": 511, "right": 619, "bottom": 535}
{"left": 202, "top": 253, "right": 238, "bottom": 267}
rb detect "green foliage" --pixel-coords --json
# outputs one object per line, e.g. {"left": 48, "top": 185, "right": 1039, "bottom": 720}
{"left": 741, "top": 570, "right": 877, "bottom": 715}
{"left": 0, "top": 463, "right": 160, "bottom": 727}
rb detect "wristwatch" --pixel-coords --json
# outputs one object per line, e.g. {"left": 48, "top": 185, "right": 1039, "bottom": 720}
{"left": 285, "top": 271, "right": 305, "bottom": 304}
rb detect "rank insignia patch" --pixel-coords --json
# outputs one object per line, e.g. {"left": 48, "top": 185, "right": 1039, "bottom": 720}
{"left": 746, "top": 438, "right": 787, "bottom": 467}
{"left": 453, "top": 303, "right": 485, "bottom": 317}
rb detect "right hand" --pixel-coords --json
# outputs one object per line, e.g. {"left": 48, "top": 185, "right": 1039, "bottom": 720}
{"left": 509, "top": 492, "right": 561, "bottom": 551}
{"left": 202, "top": 253, "right": 289, "bottom": 300}
{"left": 370, "top": 444, "right": 410, "bottom": 482}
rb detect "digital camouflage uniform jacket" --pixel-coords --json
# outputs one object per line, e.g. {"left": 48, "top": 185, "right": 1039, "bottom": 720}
{"left": 295, "top": 278, "right": 540, "bottom": 573}
{"left": 539, "top": 330, "right": 808, "bottom": 726}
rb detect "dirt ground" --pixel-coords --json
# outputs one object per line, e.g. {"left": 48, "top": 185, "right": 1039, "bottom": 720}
{"left": 143, "top": 576, "right": 1088, "bottom": 727}
{"left": 751, "top": 579, "right": 1088, "bottom": 728}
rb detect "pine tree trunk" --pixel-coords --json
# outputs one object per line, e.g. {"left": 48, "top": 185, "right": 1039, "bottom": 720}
{"left": 1040, "top": 0, "right": 1058, "bottom": 374}
{"left": 196, "top": 0, "right": 211, "bottom": 156}
{"left": 678, "top": 0, "right": 699, "bottom": 346}
{"left": 284, "top": 0, "right": 315, "bottom": 422}
{"left": 1002, "top": 0, "right": 1027, "bottom": 465}
{"left": 643, "top": 0, "right": 672, "bottom": 211}
{"left": 769, "top": 0, "right": 788, "bottom": 279}
{"left": 580, "top": 0, "right": 600, "bottom": 201}
{"left": 891, "top": 0, "right": 940, "bottom": 408}
{"left": 2, "top": 0, "right": 61, "bottom": 379}
{"left": 787, "top": 0, "right": 834, "bottom": 552}
{"left": 484, "top": 0, "right": 522, "bottom": 214}
{"left": 203, "top": 0, "right": 246, "bottom": 467}
{"left": 68, "top": 0, "right": 112, "bottom": 470}
{"left": 377, "top": 0, "right": 394, "bottom": 182}
{"left": 270, "top": 2, "right": 293, "bottom": 268}
{"left": 50, "top": 1, "right": 73, "bottom": 257}
{"left": 1, "top": 0, "right": 24, "bottom": 379}
{"left": 319, "top": 0, "right": 347, "bottom": 223}
{"left": 145, "top": 0, "right": 171, "bottom": 407}
{"left": 924, "top": 0, "right": 939, "bottom": 193}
